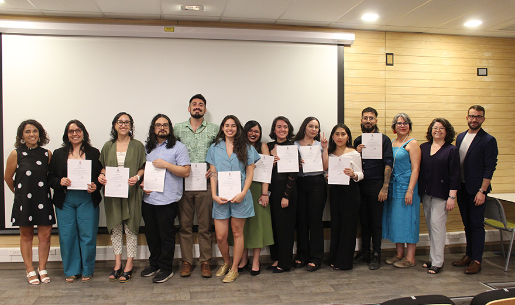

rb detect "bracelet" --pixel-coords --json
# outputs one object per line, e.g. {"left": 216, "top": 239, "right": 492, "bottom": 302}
{"left": 478, "top": 189, "right": 486, "bottom": 194}
{"left": 261, "top": 194, "right": 269, "bottom": 196}
{"left": 407, "top": 189, "right": 414, "bottom": 193}
{"left": 100, "top": 173, "right": 105, "bottom": 177}
{"left": 449, "top": 196, "right": 456, "bottom": 200}
{"left": 136, "top": 175, "right": 141, "bottom": 181}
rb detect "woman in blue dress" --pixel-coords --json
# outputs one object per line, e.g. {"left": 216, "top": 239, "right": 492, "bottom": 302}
{"left": 206, "top": 115, "right": 260, "bottom": 283}
{"left": 383, "top": 113, "right": 421, "bottom": 268}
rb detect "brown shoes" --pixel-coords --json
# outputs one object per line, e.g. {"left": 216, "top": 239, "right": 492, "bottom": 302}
{"left": 201, "top": 261, "right": 212, "bottom": 278}
{"left": 465, "top": 261, "right": 481, "bottom": 274}
{"left": 452, "top": 255, "right": 472, "bottom": 267}
{"left": 180, "top": 262, "right": 192, "bottom": 277}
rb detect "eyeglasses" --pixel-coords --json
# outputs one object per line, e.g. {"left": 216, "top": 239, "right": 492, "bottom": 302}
{"left": 362, "top": 116, "right": 376, "bottom": 121}
{"left": 468, "top": 115, "right": 484, "bottom": 120}
{"left": 117, "top": 120, "right": 131, "bottom": 126}
{"left": 68, "top": 129, "right": 83, "bottom": 135}
{"left": 396, "top": 122, "right": 409, "bottom": 126}
{"left": 155, "top": 123, "right": 169, "bottom": 129}
{"left": 432, "top": 127, "right": 445, "bottom": 131}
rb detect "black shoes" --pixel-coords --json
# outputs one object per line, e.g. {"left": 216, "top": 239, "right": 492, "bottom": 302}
{"left": 369, "top": 252, "right": 381, "bottom": 270}
{"left": 152, "top": 269, "right": 174, "bottom": 283}
{"left": 353, "top": 251, "right": 371, "bottom": 264}
{"left": 294, "top": 260, "right": 307, "bottom": 268}
{"left": 141, "top": 265, "right": 160, "bottom": 277}
{"left": 306, "top": 263, "right": 321, "bottom": 272}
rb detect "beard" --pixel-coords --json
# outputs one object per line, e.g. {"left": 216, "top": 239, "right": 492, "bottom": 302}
{"left": 468, "top": 121, "right": 482, "bottom": 131}
{"left": 157, "top": 132, "right": 169, "bottom": 139}
{"left": 361, "top": 123, "right": 376, "bottom": 133}
{"left": 191, "top": 113, "right": 203, "bottom": 119}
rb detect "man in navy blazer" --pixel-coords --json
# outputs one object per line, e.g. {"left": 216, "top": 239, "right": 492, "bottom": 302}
{"left": 452, "top": 105, "right": 498, "bottom": 274}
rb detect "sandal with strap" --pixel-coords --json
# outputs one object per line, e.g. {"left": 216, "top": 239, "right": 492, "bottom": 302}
{"left": 26, "top": 270, "right": 40, "bottom": 285}
{"left": 428, "top": 265, "right": 443, "bottom": 274}
{"left": 38, "top": 268, "right": 50, "bottom": 284}
{"left": 66, "top": 274, "right": 81, "bottom": 283}
{"left": 109, "top": 266, "right": 123, "bottom": 282}
{"left": 422, "top": 261, "right": 432, "bottom": 268}
{"left": 82, "top": 275, "right": 93, "bottom": 282}
{"left": 118, "top": 269, "right": 133, "bottom": 283}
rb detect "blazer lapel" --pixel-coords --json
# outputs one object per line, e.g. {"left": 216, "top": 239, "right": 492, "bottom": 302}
{"left": 464, "top": 129, "right": 484, "bottom": 162}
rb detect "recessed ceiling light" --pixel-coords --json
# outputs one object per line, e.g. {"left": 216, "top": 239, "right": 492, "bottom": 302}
{"left": 181, "top": 5, "right": 204, "bottom": 11}
{"left": 362, "top": 14, "right": 378, "bottom": 21}
{"left": 464, "top": 20, "right": 482, "bottom": 27}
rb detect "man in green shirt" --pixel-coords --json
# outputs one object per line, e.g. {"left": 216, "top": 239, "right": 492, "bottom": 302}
{"left": 174, "top": 94, "right": 218, "bottom": 278}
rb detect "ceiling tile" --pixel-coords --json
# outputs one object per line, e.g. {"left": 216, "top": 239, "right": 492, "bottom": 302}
{"left": 102, "top": 13, "right": 161, "bottom": 19}
{"left": 0, "top": 0, "right": 37, "bottom": 10}
{"left": 280, "top": 0, "right": 363, "bottom": 23}
{"left": 162, "top": 0, "right": 227, "bottom": 17}
{"left": 275, "top": 19, "right": 332, "bottom": 27}
{"left": 42, "top": 11, "right": 104, "bottom": 17}
{"left": 333, "top": 0, "right": 429, "bottom": 25}
{"left": 469, "top": 30, "right": 515, "bottom": 37}
{"left": 330, "top": 22, "right": 383, "bottom": 30}
{"left": 30, "top": 0, "right": 100, "bottom": 12}
{"left": 96, "top": 0, "right": 161, "bottom": 14}
{"left": 222, "top": 0, "right": 293, "bottom": 20}
{"left": 0, "top": 8, "right": 42, "bottom": 15}
{"left": 220, "top": 17, "right": 277, "bottom": 24}
{"left": 375, "top": 25, "right": 432, "bottom": 33}
{"left": 163, "top": 15, "right": 221, "bottom": 22}
{"left": 387, "top": 0, "right": 495, "bottom": 28}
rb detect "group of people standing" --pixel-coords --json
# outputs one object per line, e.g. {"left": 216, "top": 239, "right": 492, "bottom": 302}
{"left": 3, "top": 96, "right": 498, "bottom": 286}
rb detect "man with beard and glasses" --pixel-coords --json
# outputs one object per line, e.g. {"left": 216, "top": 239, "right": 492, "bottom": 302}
{"left": 452, "top": 105, "right": 498, "bottom": 274}
{"left": 174, "top": 94, "right": 218, "bottom": 278}
{"left": 353, "top": 107, "right": 393, "bottom": 270}
{"left": 140, "top": 114, "right": 191, "bottom": 283}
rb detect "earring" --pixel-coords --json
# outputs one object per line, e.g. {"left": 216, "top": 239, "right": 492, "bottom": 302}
{"left": 393, "top": 130, "right": 397, "bottom": 134}
{"left": 20, "top": 139, "right": 25, "bottom": 144}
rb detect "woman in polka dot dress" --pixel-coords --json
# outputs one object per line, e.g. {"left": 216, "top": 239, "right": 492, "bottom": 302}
{"left": 4, "top": 119, "right": 55, "bottom": 285}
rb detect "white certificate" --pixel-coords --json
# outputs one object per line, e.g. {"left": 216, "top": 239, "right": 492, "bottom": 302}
{"left": 104, "top": 166, "right": 130, "bottom": 198}
{"left": 277, "top": 145, "right": 299, "bottom": 173}
{"left": 185, "top": 163, "right": 207, "bottom": 191}
{"left": 253, "top": 154, "right": 274, "bottom": 184}
{"left": 299, "top": 146, "right": 323, "bottom": 173}
{"left": 361, "top": 133, "right": 383, "bottom": 159}
{"left": 328, "top": 156, "right": 350, "bottom": 185}
{"left": 218, "top": 171, "right": 241, "bottom": 199}
{"left": 144, "top": 161, "right": 166, "bottom": 192}
{"left": 67, "top": 159, "right": 92, "bottom": 190}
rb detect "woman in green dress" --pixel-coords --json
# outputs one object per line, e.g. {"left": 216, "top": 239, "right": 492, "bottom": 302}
{"left": 98, "top": 112, "right": 145, "bottom": 283}
{"left": 236, "top": 120, "right": 274, "bottom": 276}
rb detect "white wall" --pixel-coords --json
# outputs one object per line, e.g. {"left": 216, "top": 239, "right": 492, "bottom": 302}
{"left": 2, "top": 34, "right": 338, "bottom": 227}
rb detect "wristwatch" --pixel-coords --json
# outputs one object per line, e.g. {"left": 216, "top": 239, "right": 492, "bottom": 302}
{"left": 449, "top": 196, "right": 456, "bottom": 200}
{"left": 478, "top": 189, "right": 486, "bottom": 194}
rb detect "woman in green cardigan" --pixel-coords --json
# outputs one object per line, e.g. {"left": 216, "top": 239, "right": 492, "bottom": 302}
{"left": 98, "top": 112, "right": 145, "bottom": 283}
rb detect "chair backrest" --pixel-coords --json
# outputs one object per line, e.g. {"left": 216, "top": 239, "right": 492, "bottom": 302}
{"left": 484, "top": 197, "right": 508, "bottom": 229}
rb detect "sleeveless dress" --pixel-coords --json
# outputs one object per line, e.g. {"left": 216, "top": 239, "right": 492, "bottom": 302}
{"left": 11, "top": 146, "right": 55, "bottom": 226}
{"left": 382, "top": 139, "right": 420, "bottom": 244}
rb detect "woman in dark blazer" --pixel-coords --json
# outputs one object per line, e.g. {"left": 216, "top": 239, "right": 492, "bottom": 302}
{"left": 418, "top": 118, "right": 460, "bottom": 274}
{"left": 49, "top": 120, "right": 102, "bottom": 282}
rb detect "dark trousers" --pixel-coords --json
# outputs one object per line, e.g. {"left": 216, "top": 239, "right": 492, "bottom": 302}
{"left": 359, "top": 179, "right": 384, "bottom": 254}
{"left": 269, "top": 179, "right": 297, "bottom": 270}
{"left": 329, "top": 181, "right": 360, "bottom": 270}
{"left": 295, "top": 175, "right": 327, "bottom": 265}
{"left": 142, "top": 201, "right": 178, "bottom": 270}
{"left": 457, "top": 184, "right": 486, "bottom": 262}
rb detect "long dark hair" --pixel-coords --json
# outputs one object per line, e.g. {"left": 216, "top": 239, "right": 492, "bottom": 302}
{"left": 328, "top": 123, "right": 353, "bottom": 155}
{"left": 426, "top": 118, "right": 455, "bottom": 144}
{"left": 293, "top": 116, "right": 321, "bottom": 142}
{"left": 244, "top": 120, "right": 263, "bottom": 154}
{"left": 110, "top": 112, "right": 135, "bottom": 141}
{"left": 145, "top": 114, "right": 177, "bottom": 154}
{"left": 269, "top": 116, "right": 295, "bottom": 141}
{"left": 62, "top": 120, "right": 92, "bottom": 156}
{"left": 15, "top": 119, "right": 50, "bottom": 148}
{"left": 215, "top": 115, "right": 248, "bottom": 165}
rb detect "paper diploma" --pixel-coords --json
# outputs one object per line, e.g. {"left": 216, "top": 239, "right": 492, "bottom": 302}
{"left": 218, "top": 171, "right": 241, "bottom": 199}
{"left": 144, "top": 161, "right": 166, "bottom": 192}
{"left": 328, "top": 156, "right": 351, "bottom": 185}
{"left": 253, "top": 154, "right": 274, "bottom": 184}
{"left": 185, "top": 163, "right": 207, "bottom": 191}
{"left": 361, "top": 133, "right": 383, "bottom": 160}
{"left": 299, "top": 146, "right": 323, "bottom": 173}
{"left": 277, "top": 145, "right": 299, "bottom": 173}
{"left": 104, "top": 166, "right": 130, "bottom": 198}
{"left": 67, "top": 159, "right": 92, "bottom": 190}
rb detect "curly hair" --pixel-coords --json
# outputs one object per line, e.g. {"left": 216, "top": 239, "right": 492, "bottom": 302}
{"left": 244, "top": 120, "right": 263, "bottom": 154}
{"left": 61, "top": 119, "right": 92, "bottom": 156}
{"left": 15, "top": 119, "right": 49, "bottom": 148}
{"left": 391, "top": 113, "right": 413, "bottom": 132}
{"left": 145, "top": 114, "right": 177, "bottom": 154}
{"left": 110, "top": 112, "right": 135, "bottom": 141}
{"left": 425, "top": 118, "right": 455, "bottom": 144}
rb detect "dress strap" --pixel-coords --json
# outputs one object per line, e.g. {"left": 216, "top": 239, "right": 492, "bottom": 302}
{"left": 402, "top": 138, "right": 415, "bottom": 148}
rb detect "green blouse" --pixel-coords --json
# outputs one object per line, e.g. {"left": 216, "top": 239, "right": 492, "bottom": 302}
{"left": 100, "top": 139, "right": 146, "bottom": 234}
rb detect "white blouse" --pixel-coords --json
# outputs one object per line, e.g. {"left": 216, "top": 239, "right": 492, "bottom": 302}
{"left": 329, "top": 150, "right": 364, "bottom": 182}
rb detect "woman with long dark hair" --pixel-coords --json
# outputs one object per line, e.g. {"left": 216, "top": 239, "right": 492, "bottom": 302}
{"left": 235, "top": 120, "right": 274, "bottom": 276}
{"left": 292, "top": 117, "right": 328, "bottom": 272}
{"left": 49, "top": 120, "right": 102, "bottom": 282}
{"left": 206, "top": 115, "right": 260, "bottom": 283}
{"left": 98, "top": 112, "right": 146, "bottom": 283}
{"left": 4, "top": 119, "right": 54, "bottom": 284}
{"left": 327, "top": 123, "right": 363, "bottom": 270}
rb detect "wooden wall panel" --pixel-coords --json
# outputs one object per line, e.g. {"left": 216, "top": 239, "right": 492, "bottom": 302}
{"left": 345, "top": 30, "right": 515, "bottom": 232}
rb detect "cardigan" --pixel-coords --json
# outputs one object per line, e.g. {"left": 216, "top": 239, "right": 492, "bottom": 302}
{"left": 100, "top": 139, "right": 146, "bottom": 234}
{"left": 48, "top": 146, "right": 103, "bottom": 209}
{"left": 418, "top": 142, "right": 461, "bottom": 200}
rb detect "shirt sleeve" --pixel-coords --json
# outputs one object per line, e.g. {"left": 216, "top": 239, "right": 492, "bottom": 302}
{"left": 205, "top": 143, "right": 216, "bottom": 165}
{"left": 351, "top": 152, "right": 364, "bottom": 182}
{"left": 449, "top": 145, "right": 461, "bottom": 191}
{"left": 176, "top": 142, "right": 191, "bottom": 166}
{"left": 247, "top": 145, "right": 261, "bottom": 166}
{"left": 383, "top": 135, "right": 393, "bottom": 168}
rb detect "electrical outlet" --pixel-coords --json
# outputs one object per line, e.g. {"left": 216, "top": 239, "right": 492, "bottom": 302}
{"left": 9, "top": 249, "right": 22, "bottom": 256}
